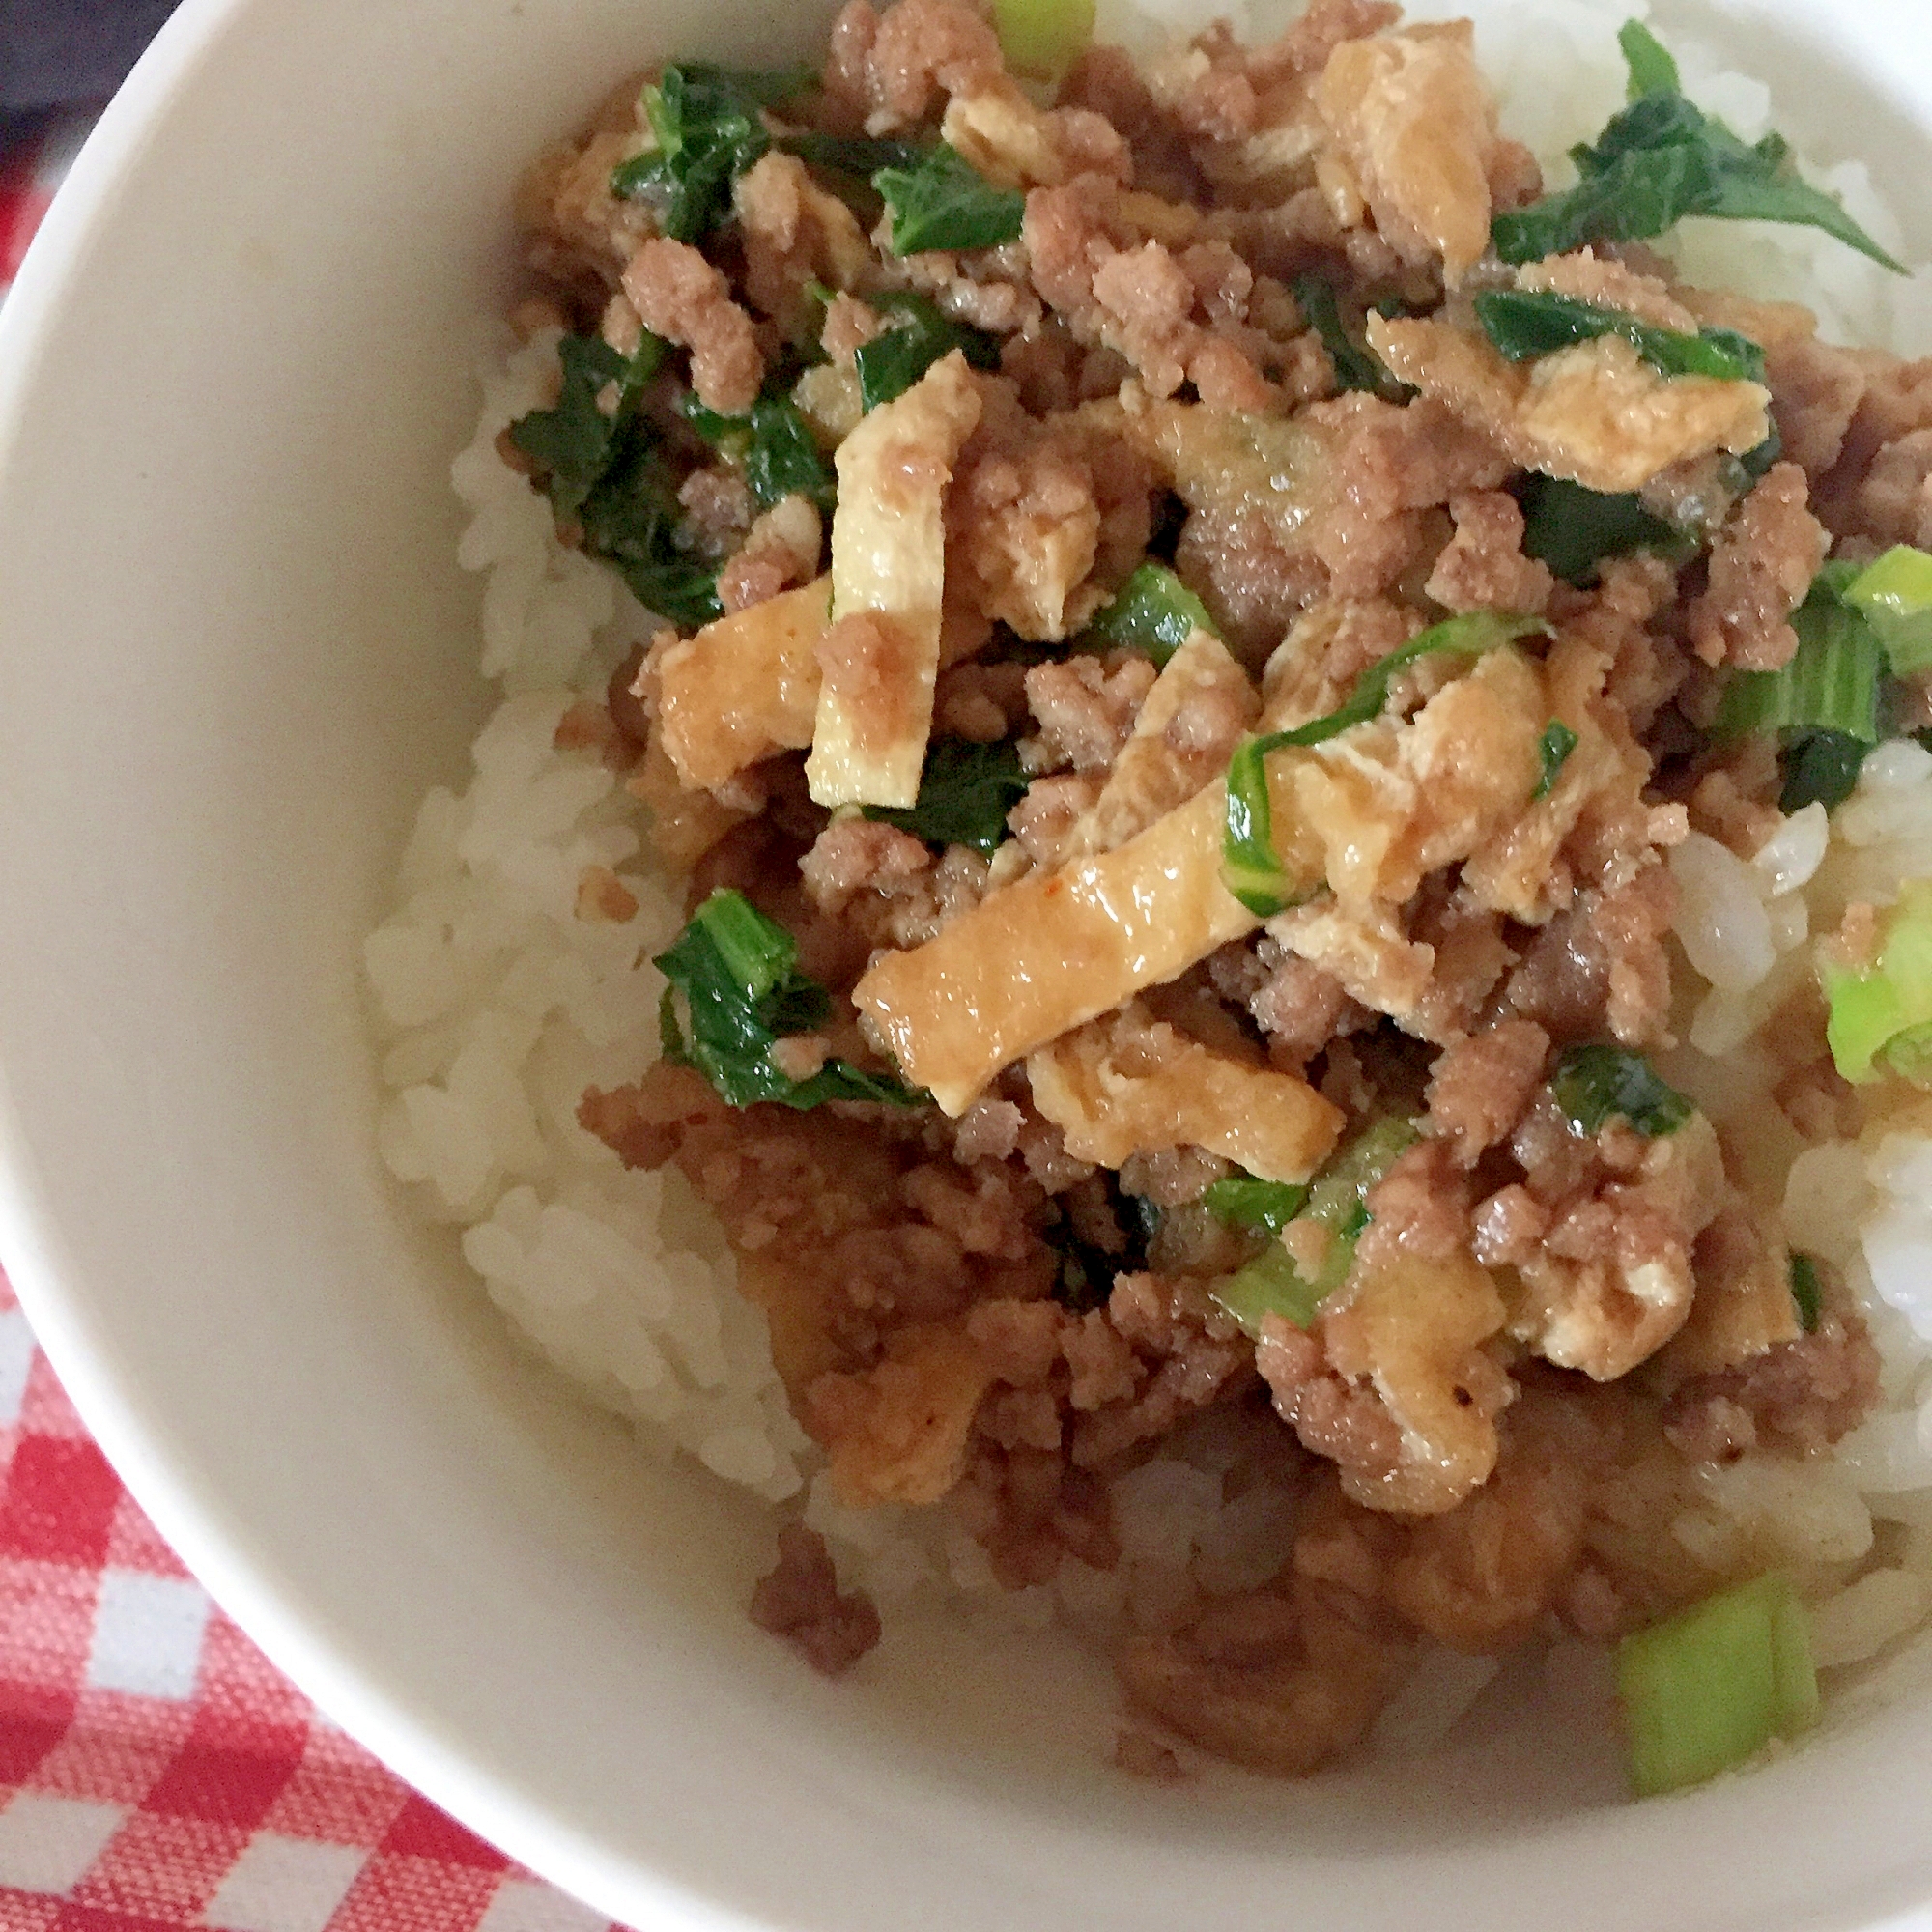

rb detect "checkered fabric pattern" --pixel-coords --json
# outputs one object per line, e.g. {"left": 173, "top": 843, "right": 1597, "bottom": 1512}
{"left": 0, "top": 114, "right": 92, "bottom": 300}
{"left": 0, "top": 150, "right": 636, "bottom": 1931}
{"left": 0, "top": 1274, "right": 629, "bottom": 1932}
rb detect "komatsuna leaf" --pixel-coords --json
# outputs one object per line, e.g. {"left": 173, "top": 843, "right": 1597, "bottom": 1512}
{"left": 872, "top": 143, "right": 1026, "bottom": 255}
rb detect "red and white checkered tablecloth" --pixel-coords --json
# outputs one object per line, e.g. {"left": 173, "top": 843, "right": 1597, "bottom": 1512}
{"left": 0, "top": 127, "right": 637, "bottom": 1932}
{"left": 0, "top": 1276, "right": 631, "bottom": 1932}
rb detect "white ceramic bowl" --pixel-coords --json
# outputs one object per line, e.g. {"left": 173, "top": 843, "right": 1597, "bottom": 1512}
{"left": 6, "top": 0, "right": 1932, "bottom": 1925}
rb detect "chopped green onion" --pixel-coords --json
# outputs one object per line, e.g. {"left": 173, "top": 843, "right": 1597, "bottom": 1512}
{"left": 1717, "top": 579, "right": 1886, "bottom": 743}
{"left": 1201, "top": 1175, "right": 1309, "bottom": 1236}
{"left": 852, "top": 291, "right": 1002, "bottom": 412}
{"left": 1843, "top": 544, "right": 1932, "bottom": 675}
{"left": 1473, "top": 290, "right": 1767, "bottom": 385}
{"left": 872, "top": 144, "right": 1026, "bottom": 255}
{"left": 1517, "top": 474, "right": 1682, "bottom": 585}
{"left": 1492, "top": 27, "right": 1904, "bottom": 273}
{"left": 1534, "top": 721, "right": 1578, "bottom": 799}
{"left": 1208, "top": 1118, "right": 1417, "bottom": 1336}
{"left": 1081, "top": 561, "right": 1218, "bottom": 667}
{"left": 993, "top": 0, "right": 1094, "bottom": 82}
{"left": 861, "top": 738, "right": 1029, "bottom": 854}
{"left": 1777, "top": 728, "right": 1869, "bottom": 813}
{"left": 1220, "top": 612, "right": 1548, "bottom": 917}
{"left": 1619, "top": 19, "right": 1680, "bottom": 99}
{"left": 1789, "top": 1253, "right": 1823, "bottom": 1333}
{"left": 1616, "top": 1574, "right": 1818, "bottom": 1797}
{"left": 656, "top": 890, "right": 925, "bottom": 1109}
{"left": 1823, "top": 879, "right": 1932, "bottom": 1085}
{"left": 1212, "top": 1243, "right": 1327, "bottom": 1335}
{"left": 1550, "top": 1043, "right": 1693, "bottom": 1137}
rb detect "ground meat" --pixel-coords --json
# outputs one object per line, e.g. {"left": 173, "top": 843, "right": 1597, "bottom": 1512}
{"left": 1662, "top": 1316, "right": 1882, "bottom": 1462}
{"left": 1246, "top": 944, "right": 1365, "bottom": 1063}
{"left": 1023, "top": 654, "right": 1158, "bottom": 771}
{"left": 1302, "top": 394, "right": 1516, "bottom": 599}
{"left": 1116, "top": 1572, "right": 1404, "bottom": 1776}
{"left": 620, "top": 239, "right": 764, "bottom": 415}
{"left": 1766, "top": 330, "right": 1870, "bottom": 479}
{"left": 1009, "top": 773, "right": 1103, "bottom": 867}
{"left": 1422, "top": 490, "right": 1554, "bottom": 615}
{"left": 749, "top": 1523, "right": 884, "bottom": 1676}
{"left": 1356, "top": 1138, "right": 1470, "bottom": 1265}
{"left": 716, "top": 496, "right": 823, "bottom": 614}
{"left": 822, "top": 0, "right": 1005, "bottom": 134}
{"left": 1503, "top": 867, "right": 1677, "bottom": 1048}
{"left": 1686, "top": 463, "right": 1829, "bottom": 670}
{"left": 1422, "top": 1019, "right": 1549, "bottom": 1168}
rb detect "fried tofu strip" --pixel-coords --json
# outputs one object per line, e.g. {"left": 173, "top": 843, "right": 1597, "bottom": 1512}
{"left": 1367, "top": 314, "right": 1769, "bottom": 495}
{"left": 1068, "top": 629, "right": 1260, "bottom": 856}
{"left": 1317, "top": 25, "right": 1500, "bottom": 286}
{"left": 856, "top": 774, "right": 1308, "bottom": 1114}
{"left": 1028, "top": 1003, "right": 1343, "bottom": 1182}
{"left": 807, "top": 351, "right": 983, "bottom": 809}
{"left": 655, "top": 576, "right": 831, "bottom": 789}
{"left": 857, "top": 649, "right": 1547, "bottom": 1114}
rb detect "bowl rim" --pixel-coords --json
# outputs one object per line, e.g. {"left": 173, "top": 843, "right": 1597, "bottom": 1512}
{"left": 8, "top": 5, "right": 1932, "bottom": 1932}
{"left": 0, "top": 7, "right": 753, "bottom": 1924}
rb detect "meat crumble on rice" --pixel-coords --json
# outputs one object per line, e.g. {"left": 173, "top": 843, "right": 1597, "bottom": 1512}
{"left": 368, "top": 0, "right": 1932, "bottom": 1788}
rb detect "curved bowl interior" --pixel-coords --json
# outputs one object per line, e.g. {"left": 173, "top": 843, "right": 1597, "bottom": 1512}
{"left": 3, "top": 0, "right": 1932, "bottom": 1926}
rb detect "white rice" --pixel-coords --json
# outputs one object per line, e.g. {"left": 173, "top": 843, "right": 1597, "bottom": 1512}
{"left": 362, "top": 0, "right": 1932, "bottom": 1752}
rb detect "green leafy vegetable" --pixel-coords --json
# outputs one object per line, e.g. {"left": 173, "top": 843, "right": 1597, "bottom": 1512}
{"left": 509, "top": 333, "right": 668, "bottom": 517}
{"left": 1492, "top": 26, "right": 1905, "bottom": 273}
{"left": 1777, "top": 728, "right": 1869, "bottom": 813}
{"left": 679, "top": 391, "right": 835, "bottom": 511}
{"left": 1717, "top": 576, "right": 1886, "bottom": 743}
{"left": 1208, "top": 1119, "right": 1417, "bottom": 1337}
{"left": 852, "top": 291, "right": 1003, "bottom": 412}
{"left": 1534, "top": 721, "right": 1578, "bottom": 800}
{"left": 862, "top": 738, "right": 1029, "bottom": 853}
{"left": 1789, "top": 1253, "right": 1824, "bottom": 1334}
{"left": 509, "top": 332, "right": 722, "bottom": 628}
{"left": 1618, "top": 19, "right": 1680, "bottom": 99}
{"left": 781, "top": 132, "right": 928, "bottom": 177}
{"left": 1842, "top": 543, "right": 1932, "bottom": 675}
{"left": 611, "top": 64, "right": 810, "bottom": 242}
{"left": 993, "top": 0, "right": 1094, "bottom": 82}
{"left": 1473, "top": 289, "right": 1767, "bottom": 384}
{"left": 1220, "top": 611, "right": 1549, "bottom": 917}
{"left": 873, "top": 143, "right": 1026, "bottom": 255}
{"left": 1517, "top": 474, "right": 1681, "bottom": 585}
{"left": 1047, "top": 1172, "right": 1158, "bottom": 1310}
{"left": 656, "top": 890, "right": 924, "bottom": 1109}
{"left": 1822, "top": 879, "right": 1932, "bottom": 1084}
{"left": 577, "top": 435, "right": 723, "bottom": 628}
{"left": 1201, "top": 1175, "right": 1310, "bottom": 1237}
{"left": 1550, "top": 1043, "right": 1693, "bottom": 1138}
{"left": 1293, "top": 274, "right": 1405, "bottom": 399}
{"left": 1081, "top": 561, "right": 1218, "bottom": 667}
{"left": 1616, "top": 1574, "right": 1818, "bottom": 1797}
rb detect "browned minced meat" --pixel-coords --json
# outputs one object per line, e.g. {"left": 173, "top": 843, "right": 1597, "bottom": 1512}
{"left": 1023, "top": 654, "right": 1158, "bottom": 772}
{"left": 508, "top": 0, "right": 1913, "bottom": 1783}
{"left": 1423, "top": 1019, "right": 1549, "bottom": 1168}
{"left": 620, "top": 239, "right": 763, "bottom": 415}
{"left": 1663, "top": 1316, "right": 1883, "bottom": 1463}
{"left": 1686, "top": 463, "right": 1828, "bottom": 671}
{"left": 1423, "top": 491, "right": 1554, "bottom": 617}
{"left": 750, "top": 1523, "right": 883, "bottom": 1676}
